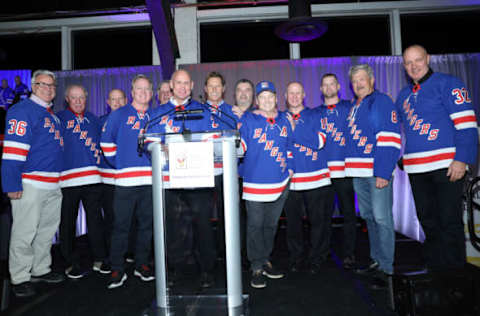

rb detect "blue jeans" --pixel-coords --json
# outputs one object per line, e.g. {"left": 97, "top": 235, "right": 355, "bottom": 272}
{"left": 245, "top": 188, "right": 289, "bottom": 271}
{"left": 352, "top": 177, "right": 395, "bottom": 274}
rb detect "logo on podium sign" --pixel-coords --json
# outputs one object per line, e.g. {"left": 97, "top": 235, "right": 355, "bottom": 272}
{"left": 168, "top": 141, "right": 215, "bottom": 188}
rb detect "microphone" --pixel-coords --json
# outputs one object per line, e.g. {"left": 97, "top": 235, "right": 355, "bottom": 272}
{"left": 200, "top": 102, "right": 238, "bottom": 130}
{"left": 174, "top": 109, "right": 204, "bottom": 116}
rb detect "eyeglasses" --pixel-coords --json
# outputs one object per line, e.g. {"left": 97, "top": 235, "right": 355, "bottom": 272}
{"left": 34, "top": 82, "right": 57, "bottom": 89}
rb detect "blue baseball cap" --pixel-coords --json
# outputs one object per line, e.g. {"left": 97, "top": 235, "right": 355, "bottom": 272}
{"left": 255, "top": 81, "right": 276, "bottom": 95}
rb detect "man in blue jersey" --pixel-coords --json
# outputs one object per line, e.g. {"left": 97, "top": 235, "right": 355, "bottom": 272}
{"left": 346, "top": 64, "right": 401, "bottom": 290}
{"left": 101, "top": 75, "right": 156, "bottom": 289}
{"left": 204, "top": 71, "right": 238, "bottom": 262}
{"left": 58, "top": 85, "right": 109, "bottom": 279}
{"left": 283, "top": 81, "right": 332, "bottom": 274}
{"left": 156, "top": 69, "right": 218, "bottom": 288}
{"left": 99, "top": 89, "right": 129, "bottom": 261}
{"left": 233, "top": 78, "right": 255, "bottom": 270}
{"left": 240, "top": 81, "right": 292, "bottom": 288}
{"left": 14, "top": 76, "right": 30, "bottom": 102}
{"left": 319, "top": 74, "right": 357, "bottom": 269}
{"left": 2, "top": 70, "right": 65, "bottom": 297}
{"left": 396, "top": 45, "right": 478, "bottom": 274}
{"left": 0, "top": 79, "right": 15, "bottom": 110}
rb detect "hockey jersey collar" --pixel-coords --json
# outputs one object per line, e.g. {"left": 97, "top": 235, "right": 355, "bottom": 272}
{"left": 67, "top": 106, "right": 85, "bottom": 118}
{"left": 288, "top": 106, "right": 306, "bottom": 121}
{"left": 411, "top": 68, "right": 434, "bottom": 92}
{"left": 206, "top": 99, "right": 224, "bottom": 108}
{"left": 354, "top": 90, "right": 376, "bottom": 105}
{"left": 169, "top": 96, "right": 191, "bottom": 106}
{"left": 30, "top": 93, "right": 53, "bottom": 109}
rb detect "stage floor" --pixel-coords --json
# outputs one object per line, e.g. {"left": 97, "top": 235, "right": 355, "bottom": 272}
{"left": 1, "top": 225, "right": 478, "bottom": 316}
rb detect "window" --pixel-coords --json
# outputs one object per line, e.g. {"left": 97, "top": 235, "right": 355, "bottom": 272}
{"left": 200, "top": 21, "right": 290, "bottom": 62}
{"left": 401, "top": 10, "right": 480, "bottom": 54}
{"left": 73, "top": 26, "right": 152, "bottom": 69}
{"left": 0, "top": 32, "right": 61, "bottom": 70}
{"left": 300, "top": 15, "right": 391, "bottom": 58}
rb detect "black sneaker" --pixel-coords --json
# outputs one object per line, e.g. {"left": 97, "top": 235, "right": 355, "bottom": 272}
{"left": 31, "top": 271, "right": 65, "bottom": 283}
{"left": 66, "top": 265, "right": 86, "bottom": 279}
{"left": 354, "top": 260, "right": 379, "bottom": 276}
{"left": 125, "top": 253, "right": 135, "bottom": 263}
{"left": 134, "top": 264, "right": 155, "bottom": 282}
{"left": 369, "top": 271, "right": 392, "bottom": 290}
{"left": 93, "top": 262, "right": 111, "bottom": 274}
{"left": 289, "top": 260, "right": 302, "bottom": 273}
{"left": 12, "top": 282, "right": 35, "bottom": 298}
{"left": 250, "top": 270, "right": 267, "bottom": 289}
{"left": 108, "top": 271, "right": 127, "bottom": 289}
{"left": 342, "top": 256, "right": 356, "bottom": 270}
{"left": 262, "top": 261, "right": 284, "bottom": 279}
{"left": 309, "top": 262, "right": 322, "bottom": 275}
{"left": 200, "top": 272, "right": 214, "bottom": 288}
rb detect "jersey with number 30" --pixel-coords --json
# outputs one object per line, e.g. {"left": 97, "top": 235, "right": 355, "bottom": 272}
{"left": 1, "top": 98, "right": 63, "bottom": 192}
{"left": 395, "top": 72, "right": 478, "bottom": 173}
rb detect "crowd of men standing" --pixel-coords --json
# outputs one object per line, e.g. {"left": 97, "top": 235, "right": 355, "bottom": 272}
{"left": 1, "top": 44, "right": 478, "bottom": 298}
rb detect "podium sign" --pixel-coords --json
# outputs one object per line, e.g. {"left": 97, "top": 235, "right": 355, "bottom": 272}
{"left": 168, "top": 141, "right": 214, "bottom": 188}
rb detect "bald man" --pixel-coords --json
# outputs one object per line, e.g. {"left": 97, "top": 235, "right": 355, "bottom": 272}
{"left": 395, "top": 45, "right": 478, "bottom": 273}
{"left": 150, "top": 69, "right": 217, "bottom": 288}
{"left": 283, "top": 82, "right": 333, "bottom": 274}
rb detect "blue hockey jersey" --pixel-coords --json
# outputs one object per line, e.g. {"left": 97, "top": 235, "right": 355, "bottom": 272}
{"left": 239, "top": 111, "right": 293, "bottom": 202}
{"left": 98, "top": 113, "right": 115, "bottom": 184}
{"left": 2, "top": 96, "right": 63, "bottom": 192}
{"left": 345, "top": 90, "right": 401, "bottom": 180}
{"left": 288, "top": 107, "right": 330, "bottom": 191}
{"left": 57, "top": 109, "right": 102, "bottom": 187}
{"left": 395, "top": 72, "right": 478, "bottom": 173}
{"left": 316, "top": 100, "right": 351, "bottom": 178}
{"left": 205, "top": 100, "right": 239, "bottom": 175}
{"left": 100, "top": 103, "right": 155, "bottom": 187}
{"left": 0, "top": 87, "right": 15, "bottom": 110}
{"left": 14, "top": 83, "right": 29, "bottom": 101}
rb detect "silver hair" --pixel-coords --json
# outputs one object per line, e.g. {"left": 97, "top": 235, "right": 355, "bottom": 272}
{"left": 31, "top": 69, "right": 56, "bottom": 86}
{"left": 348, "top": 64, "right": 374, "bottom": 81}
{"left": 131, "top": 74, "right": 153, "bottom": 91}
{"left": 65, "top": 84, "right": 88, "bottom": 99}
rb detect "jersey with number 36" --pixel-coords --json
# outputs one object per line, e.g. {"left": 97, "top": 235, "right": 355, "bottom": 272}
{"left": 1, "top": 98, "right": 64, "bottom": 192}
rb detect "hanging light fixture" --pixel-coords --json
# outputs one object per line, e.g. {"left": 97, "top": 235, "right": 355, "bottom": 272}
{"left": 275, "top": 0, "right": 328, "bottom": 42}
